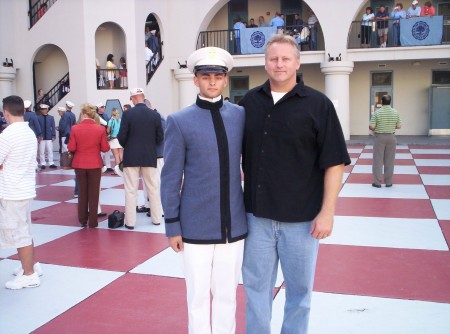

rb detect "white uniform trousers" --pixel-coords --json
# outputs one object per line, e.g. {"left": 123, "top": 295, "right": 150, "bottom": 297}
{"left": 183, "top": 239, "right": 245, "bottom": 334}
{"left": 39, "top": 140, "right": 54, "bottom": 166}
{"left": 123, "top": 166, "right": 161, "bottom": 226}
{"left": 61, "top": 136, "right": 68, "bottom": 153}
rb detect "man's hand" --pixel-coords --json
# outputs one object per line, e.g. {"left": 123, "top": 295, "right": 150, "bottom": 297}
{"left": 310, "top": 210, "right": 333, "bottom": 239}
{"left": 168, "top": 236, "right": 184, "bottom": 252}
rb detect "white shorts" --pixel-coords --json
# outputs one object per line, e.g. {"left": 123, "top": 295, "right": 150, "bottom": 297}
{"left": 109, "top": 138, "right": 122, "bottom": 149}
{"left": 0, "top": 199, "right": 33, "bottom": 249}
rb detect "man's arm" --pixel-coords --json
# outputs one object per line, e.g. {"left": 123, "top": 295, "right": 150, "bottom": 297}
{"left": 310, "top": 164, "right": 345, "bottom": 239}
{"left": 161, "top": 115, "right": 186, "bottom": 252}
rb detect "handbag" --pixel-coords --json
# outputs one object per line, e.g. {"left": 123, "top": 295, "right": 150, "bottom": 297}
{"left": 60, "top": 151, "right": 73, "bottom": 169}
{"left": 108, "top": 210, "right": 125, "bottom": 229}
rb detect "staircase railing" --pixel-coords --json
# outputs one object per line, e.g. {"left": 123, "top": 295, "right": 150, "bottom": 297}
{"left": 28, "top": 0, "right": 58, "bottom": 29}
{"left": 146, "top": 44, "right": 164, "bottom": 84}
{"left": 34, "top": 72, "right": 69, "bottom": 111}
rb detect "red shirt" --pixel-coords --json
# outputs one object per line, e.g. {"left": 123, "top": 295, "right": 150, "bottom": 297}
{"left": 420, "top": 6, "right": 435, "bottom": 16}
{"left": 67, "top": 119, "right": 110, "bottom": 169}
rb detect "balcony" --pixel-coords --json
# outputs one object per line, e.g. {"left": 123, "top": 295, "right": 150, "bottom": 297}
{"left": 348, "top": 16, "right": 449, "bottom": 49}
{"left": 196, "top": 25, "right": 323, "bottom": 55}
{"left": 97, "top": 69, "right": 128, "bottom": 90}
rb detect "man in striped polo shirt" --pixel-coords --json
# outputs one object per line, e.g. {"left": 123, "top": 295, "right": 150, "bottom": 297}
{"left": 369, "top": 94, "right": 402, "bottom": 188}
{"left": 0, "top": 95, "right": 42, "bottom": 289}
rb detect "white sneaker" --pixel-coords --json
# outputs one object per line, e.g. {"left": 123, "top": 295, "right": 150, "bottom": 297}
{"left": 13, "top": 262, "right": 43, "bottom": 277}
{"left": 5, "top": 272, "right": 40, "bottom": 289}
{"left": 101, "top": 166, "right": 107, "bottom": 173}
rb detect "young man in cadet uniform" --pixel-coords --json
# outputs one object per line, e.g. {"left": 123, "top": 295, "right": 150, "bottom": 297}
{"left": 161, "top": 47, "right": 247, "bottom": 334}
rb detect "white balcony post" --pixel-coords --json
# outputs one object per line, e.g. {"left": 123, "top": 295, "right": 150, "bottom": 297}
{"left": 174, "top": 68, "right": 197, "bottom": 110}
{"left": 0, "top": 66, "right": 16, "bottom": 101}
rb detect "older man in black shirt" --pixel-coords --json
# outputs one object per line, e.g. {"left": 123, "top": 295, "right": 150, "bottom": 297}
{"left": 240, "top": 34, "right": 350, "bottom": 334}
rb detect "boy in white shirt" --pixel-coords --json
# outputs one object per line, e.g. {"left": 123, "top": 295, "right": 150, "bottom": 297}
{"left": 0, "top": 95, "right": 42, "bottom": 289}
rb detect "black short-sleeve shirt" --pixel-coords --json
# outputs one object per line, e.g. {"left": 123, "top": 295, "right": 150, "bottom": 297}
{"left": 240, "top": 78, "right": 351, "bottom": 222}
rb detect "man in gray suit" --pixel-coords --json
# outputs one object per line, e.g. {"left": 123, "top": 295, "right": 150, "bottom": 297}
{"left": 161, "top": 47, "right": 247, "bottom": 334}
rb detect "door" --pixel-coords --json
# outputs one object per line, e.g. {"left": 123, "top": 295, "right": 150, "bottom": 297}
{"left": 370, "top": 71, "right": 393, "bottom": 118}
{"left": 229, "top": 76, "right": 249, "bottom": 104}
{"left": 228, "top": 0, "right": 248, "bottom": 54}
{"left": 430, "top": 86, "right": 450, "bottom": 129}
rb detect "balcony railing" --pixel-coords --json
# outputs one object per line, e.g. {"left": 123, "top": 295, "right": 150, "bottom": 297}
{"left": 97, "top": 68, "right": 128, "bottom": 90}
{"left": 348, "top": 16, "right": 449, "bottom": 49}
{"left": 196, "top": 25, "right": 322, "bottom": 55}
{"left": 34, "top": 72, "right": 69, "bottom": 111}
{"left": 28, "top": 0, "right": 58, "bottom": 29}
{"left": 146, "top": 44, "right": 164, "bottom": 83}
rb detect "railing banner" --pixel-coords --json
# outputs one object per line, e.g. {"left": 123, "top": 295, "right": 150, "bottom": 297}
{"left": 400, "top": 16, "right": 443, "bottom": 46}
{"left": 240, "top": 27, "right": 277, "bottom": 55}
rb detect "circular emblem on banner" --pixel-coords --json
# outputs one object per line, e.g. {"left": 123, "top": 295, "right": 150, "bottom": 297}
{"left": 250, "top": 31, "right": 265, "bottom": 48}
{"left": 411, "top": 21, "right": 430, "bottom": 40}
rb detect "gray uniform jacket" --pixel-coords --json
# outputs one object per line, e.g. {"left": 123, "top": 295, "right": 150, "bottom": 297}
{"left": 161, "top": 97, "right": 247, "bottom": 244}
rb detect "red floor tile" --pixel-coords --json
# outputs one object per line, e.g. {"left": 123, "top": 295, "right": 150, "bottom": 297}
{"left": 336, "top": 198, "right": 436, "bottom": 219}
{"left": 349, "top": 153, "right": 361, "bottom": 158}
{"left": 12, "top": 229, "right": 169, "bottom": 272}
{"left": 417, "top": 166, "right": 450, "bottom": 175}
{"left": 32, "top": 202, "right": 124, "bottom": 227}
{"left": 425, "top": 185, "right": 450, "bottom": 199}
{"left": 314, "top": 244, "right": 450, "bottom": 303}
{"left": 409, "top": 145, "right": 450, "bottom": 149}
{"left": 345, "top": 173, "right": 422, "bottom": 184}
{"left": 439, "top": 220, "right": 450, "bottom": 249}
{"left": 34, "top": 274, "right": 247, "bottom": 334}
{"left": 344, "top": 165, "right": 354, "bottom": 173}
{"left": 36, "top": 173, "right": 75, "bottom": 186}
{"left": 356, "top": 159, "right": 415, "bottom": 166}
{"left": 35, "top": 185, "right": 76, "bottom": 202}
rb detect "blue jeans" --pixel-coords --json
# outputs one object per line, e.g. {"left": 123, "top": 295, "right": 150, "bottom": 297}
{"left": 243, "top": 213, "right": 319, "bottom": 334}
{"left": 393, "top": 23, "right": 400, "bottom": 46}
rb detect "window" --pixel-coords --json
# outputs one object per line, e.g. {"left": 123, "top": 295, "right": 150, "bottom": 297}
{"left": 371, "top": 71, "right": 392, "bottom": 86}
{"left": 432, "top": 70, "right": 450, "bottom": 85}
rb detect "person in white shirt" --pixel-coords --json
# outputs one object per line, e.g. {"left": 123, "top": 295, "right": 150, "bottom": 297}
{"left": 0, "top": 95, "right": 42, "bottom": 290}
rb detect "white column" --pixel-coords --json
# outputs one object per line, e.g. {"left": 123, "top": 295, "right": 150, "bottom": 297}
{"left": 320, "top": 61, "right": 354, "bottom": 140}
{"left": 174, "top": 68, "right": 197, "bottom": 110}
{"left": 0, "top": 66, "right": 16, "bottom": 100}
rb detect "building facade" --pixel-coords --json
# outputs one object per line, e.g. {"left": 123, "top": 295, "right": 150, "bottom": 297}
{"left": 0, "top": 0, "right": 449, "bottom": 139}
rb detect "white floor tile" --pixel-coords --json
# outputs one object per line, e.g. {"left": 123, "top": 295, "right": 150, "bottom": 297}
{"left": 431, "top": 199, "right": 450, "bottom": 220}
{"left": 339, "top": 184, "right": 428, "bottom": 199}
{"left": 350, "top": 157, "right": 358, "bottom": 165}
{"left": 322, "top": 216, "right": 448, "bottom": 251}
{"left": 359, "top": 153, "right": 412, "bottom": 160}
{"left": 347, "top": 148, "right": 363, "bottom": 154}
{"left": 40, "top": 169, "right": 75, "bottom": 175}
{"left": 421, "top": 174, "right": 450, "bottom": 186}
{"left": 415, "top": 159, "right": 450, "bottom": 167}
{"left": 271, "top": 291, "right": 450, "bottom": 334}
{"left": 31, "top": 200, "right": 60, "bottom": 211}
{"left": 0, "top": 260, "right": 123, "bottom": 334}
{"left": 130, "top": 247, "right": 184, "bottom": 278}
{"left": 342, "top": 173, "right": 350, "bottom": 184}
{"left": 410, "top": 149, "right": 450, "bottom": 155}
{"left": 97, "top": 214, "right": 166, "bottom": 234}
{"left": 0, "top": 224, "right": 81, "bottom": 258}
{"left": 351, "top": 164, "right": 419, "bottom": 175}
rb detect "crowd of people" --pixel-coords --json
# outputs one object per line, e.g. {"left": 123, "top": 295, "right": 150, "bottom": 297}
{"left": 361, "top": 1, "right": 436, "bottom": 48}
{"left": 233, "top": 9, "right": 320, "bottom": 52}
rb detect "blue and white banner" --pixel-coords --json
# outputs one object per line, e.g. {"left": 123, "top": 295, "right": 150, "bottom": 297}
{"left": 240, "top": 27, "right": 277, "bottom": 54}
{"left": 400, "top": 16, "right": 443, "bottom": 46}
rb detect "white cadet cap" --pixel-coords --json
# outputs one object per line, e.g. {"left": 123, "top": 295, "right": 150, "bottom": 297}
{"left": 412, "top": 0, "right": 418, "bottom": 4}
{"left": 187, "top": 47, "right": 233, "bottom": 74}
{"left": 96, "top": 102, "right": 105, "bottom": 108}
{"left": 40, "top": 104, "right": 49, "bottom": 109}
{"left": 24, "top": 100, "right": 32, "bottom": 109}
{"left": 66, "top": 101, "right": 75, "bottom": 108}
{"left": 130, "top": 87, "right": 145, "bottom": 97}
{"left": 57, "top": 107, "right": 65, "bottom": 112}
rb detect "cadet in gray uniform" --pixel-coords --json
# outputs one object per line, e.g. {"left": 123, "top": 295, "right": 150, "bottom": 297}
{"left": 161, "top": 47, "right": 247, "bottom": 334}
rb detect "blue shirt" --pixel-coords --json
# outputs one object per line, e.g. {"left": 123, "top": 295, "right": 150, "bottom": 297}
{"left": 233, "top": 21, "right": 245, "bottom": 37}
{"left": 107, "top": 118, "right": 121, "bottom": 137}
{"left": 391, "top": 9, "right": 406, "bottom": 22}
{"left": 270, "top": 16, "right": 284, "bottom": 28}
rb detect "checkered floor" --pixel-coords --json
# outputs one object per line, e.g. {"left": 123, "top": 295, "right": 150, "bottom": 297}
{"left": 1, "top": 144, "right": 449, "bottom": 334}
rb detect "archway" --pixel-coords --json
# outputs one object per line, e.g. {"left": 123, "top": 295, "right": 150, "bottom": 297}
{"left": 95, "top": 22, "right": 127, "bottom": 90}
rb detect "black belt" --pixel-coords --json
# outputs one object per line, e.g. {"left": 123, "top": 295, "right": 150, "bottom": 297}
{"left": 375, "top": 132, "right": 395, "bottom": 135}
